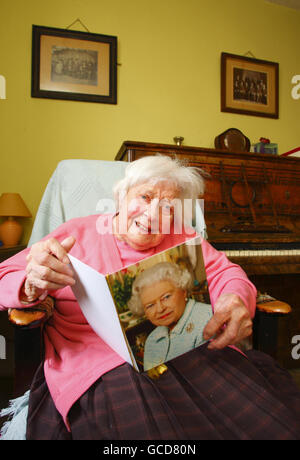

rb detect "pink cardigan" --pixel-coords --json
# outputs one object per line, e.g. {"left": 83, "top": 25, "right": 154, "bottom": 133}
{"left": 0, "top": 214, "right": 256, "bottom": 430}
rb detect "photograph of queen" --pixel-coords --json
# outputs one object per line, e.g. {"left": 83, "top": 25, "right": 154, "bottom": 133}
{"left": 127, "top": 261, "right": 212, "bottom": 371}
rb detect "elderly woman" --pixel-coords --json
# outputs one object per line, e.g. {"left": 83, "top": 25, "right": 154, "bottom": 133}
{"left": 0, "top": 155, "right": 300, "bottom": 440}
{"left": 128, "top": 262, "right": 213, "bottom": 371}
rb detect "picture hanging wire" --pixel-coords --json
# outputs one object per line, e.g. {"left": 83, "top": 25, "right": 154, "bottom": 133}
{"left": 244, "top": 50, "right": 256, "bottom": 59}
{"left": 66, "top": 18, "right": 90, "bottom": 33}
{"left": 65, "top": 19, "right": 122, "bottom": 66}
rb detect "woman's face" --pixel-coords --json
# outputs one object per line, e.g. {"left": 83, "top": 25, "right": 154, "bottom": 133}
{"left": 115, "top": 181, "right": 180, "bottom": 251}
{"left": 140, "top": 280, "right": 187, "bottom": 330}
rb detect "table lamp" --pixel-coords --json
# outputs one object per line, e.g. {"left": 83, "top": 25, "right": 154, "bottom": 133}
{"left": 0, "top": 193, "right": 32, "bottom": 247}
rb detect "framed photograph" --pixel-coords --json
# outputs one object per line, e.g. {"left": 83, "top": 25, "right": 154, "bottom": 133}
{"left": 221, "top": 52, "right": 279, "bottom": 118}
{"left": 31, "top": 25, "right": 117, "bottom": 104}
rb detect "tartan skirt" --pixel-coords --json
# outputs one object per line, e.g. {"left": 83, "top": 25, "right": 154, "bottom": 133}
{"left": 26, "top": 344, "right": 300, "bottom": 440}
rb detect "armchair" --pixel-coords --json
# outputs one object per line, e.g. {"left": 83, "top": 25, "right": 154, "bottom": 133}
{"left": 6, "top": 158, "right": 291, "bottom": 397}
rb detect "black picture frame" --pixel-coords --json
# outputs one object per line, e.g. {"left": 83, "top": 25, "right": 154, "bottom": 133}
{"left": 221, "top": 52, "right": 279, "bottom": 119}
{"left": 31, "top": 25, "right": 117, "bottom": 104}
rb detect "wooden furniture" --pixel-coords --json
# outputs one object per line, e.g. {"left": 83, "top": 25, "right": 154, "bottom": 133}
{"left": 0, "top": 244, "right": 29, "bottom": 402}
{"left": 116, "top": 140, "right": 300, "bottom": 368}
{"left": 0, "top": 244, "right": 26, "bottom": 262}
{"left": 0, "top": 246, "right": 51, "bottom": 397}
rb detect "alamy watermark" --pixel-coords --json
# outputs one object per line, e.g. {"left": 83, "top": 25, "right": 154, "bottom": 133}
{"left": 0, "top": 334, "right": 6, "bottom": 359}
{"left": 291, "top": 75, "right": 300, "bottom": 100}
{"left": 0, "top": 75, "right": 6, "bottom": 99}
{"left": 291, "top": 335, "right": 300, "bottom": 360}
{"left": 95, "top": 197, "right": 205, "bottom": 243}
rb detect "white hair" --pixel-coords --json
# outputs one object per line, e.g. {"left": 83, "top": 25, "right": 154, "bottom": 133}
{"left": 127, "top": 262, "right": 193, "bottom": 317}
{"left": 113, "top": 155, "right": 205, "bottom": 207}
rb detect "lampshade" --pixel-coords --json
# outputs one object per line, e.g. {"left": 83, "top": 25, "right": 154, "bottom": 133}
{"left": 0, "top": 193, "right": 32, "bottom": 217}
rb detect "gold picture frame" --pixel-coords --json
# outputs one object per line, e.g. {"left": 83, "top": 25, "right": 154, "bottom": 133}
{"left": 31, "top": 25, "right": 117, "bottom": 104}
{"left": 221, "top": 52, "right": 279, "bottom": 119}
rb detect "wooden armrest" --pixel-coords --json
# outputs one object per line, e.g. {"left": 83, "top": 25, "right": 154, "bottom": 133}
{"left": 256, "top": 292, "right": 292, "bottom": 315}
{"left": 8, "top": 295, "right": 54, "bottom": 328}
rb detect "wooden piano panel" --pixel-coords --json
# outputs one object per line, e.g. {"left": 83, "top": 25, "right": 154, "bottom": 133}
{"left": 186, "top": 154, "right": 300, "bottom": 246}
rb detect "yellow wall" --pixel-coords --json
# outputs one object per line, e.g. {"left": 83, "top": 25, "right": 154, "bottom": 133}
{"left": 1, "top": 0, "right": 300, "bottom": 243}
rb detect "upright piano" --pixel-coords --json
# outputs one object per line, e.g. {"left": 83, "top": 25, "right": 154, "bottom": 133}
{"left": 116, "top": 140, "right": 300, "bottom": 368}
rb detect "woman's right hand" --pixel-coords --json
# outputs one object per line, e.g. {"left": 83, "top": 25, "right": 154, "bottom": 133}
{"left": 21, "top": 236, "right": 76, "bottom": 302}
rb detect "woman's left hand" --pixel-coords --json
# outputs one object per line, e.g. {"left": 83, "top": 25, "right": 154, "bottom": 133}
{"left": 203, "top": 293, "right": 253, "bottom": 349}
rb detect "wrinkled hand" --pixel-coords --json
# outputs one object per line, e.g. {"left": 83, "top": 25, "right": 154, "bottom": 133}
{"left": 21, "top": 236, "right": 76, "bottom": 302}
{"left": 203, "top": 293, "right": 253, "bottom": 350}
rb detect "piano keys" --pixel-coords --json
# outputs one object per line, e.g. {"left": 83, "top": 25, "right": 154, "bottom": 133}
{"left": 221, "top": 252, "right": 300, "bottom": 275}
{"left": 211, "top": 243, "right": 300, "bottom": 274}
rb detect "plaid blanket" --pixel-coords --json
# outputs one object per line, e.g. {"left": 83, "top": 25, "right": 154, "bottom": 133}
{"left": 26, "top": 344, "right": 300, "bottom": 440}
